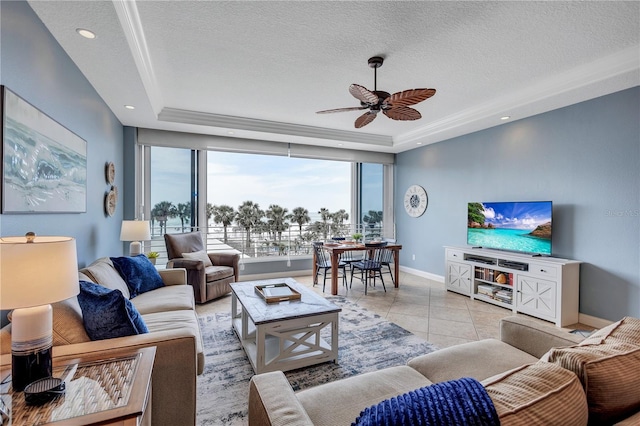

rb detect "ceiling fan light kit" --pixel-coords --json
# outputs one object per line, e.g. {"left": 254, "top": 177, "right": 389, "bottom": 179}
{"left": 317, "top": 56, "right": 436, "bottom": 128}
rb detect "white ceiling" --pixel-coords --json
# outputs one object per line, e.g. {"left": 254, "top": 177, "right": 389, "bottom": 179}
{"left": 28, "top": 1, "right": 639, "bottom": 154}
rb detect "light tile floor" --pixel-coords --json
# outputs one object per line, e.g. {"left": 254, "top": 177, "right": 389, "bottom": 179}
{"left": 196, "top": 271, "right": 592, "bottom": 349}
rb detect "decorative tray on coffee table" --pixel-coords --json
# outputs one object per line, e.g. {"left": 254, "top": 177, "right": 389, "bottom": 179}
{"left": 254, "top": 283, "right": 302, "bottom": 304}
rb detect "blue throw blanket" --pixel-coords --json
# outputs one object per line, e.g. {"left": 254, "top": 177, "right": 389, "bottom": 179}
{"left": 352, "top": 377, "right": 500, "bottom": 426}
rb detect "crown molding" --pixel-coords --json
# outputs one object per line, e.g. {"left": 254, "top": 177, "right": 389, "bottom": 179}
{"left": 113, "top": 0, "right": 163, "bottom": 115}
{"left": 158, "top": 107, "right": 394, "bottom": 146}
{"left": 395, "top": 46, "right": 640, "bottom": 147}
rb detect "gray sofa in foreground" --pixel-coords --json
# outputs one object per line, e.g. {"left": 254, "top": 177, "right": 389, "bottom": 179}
{"left": 1, "top": 257, "right": 204, "bottom": 426}
{"left": 249, "top": 315, "right": 640, "bottom": 426}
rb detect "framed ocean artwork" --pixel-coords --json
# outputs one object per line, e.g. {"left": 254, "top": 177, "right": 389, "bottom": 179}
{"left": 1, "top": 86, "right": 87, "bottom": 213}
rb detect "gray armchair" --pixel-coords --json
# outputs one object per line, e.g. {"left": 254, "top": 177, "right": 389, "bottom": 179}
{"left": 164, "top": 232, "right": 240, "bottom": 303}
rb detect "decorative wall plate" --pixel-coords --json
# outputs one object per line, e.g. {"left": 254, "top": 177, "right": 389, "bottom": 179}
{"left": 106, "top": 162, "right": 115, "bottom": 185}
{"left": 105, "top": 188, "right": 117, "bottom": 216}
{"left": 404, "top": 185, "right": 428, "bottom": 217}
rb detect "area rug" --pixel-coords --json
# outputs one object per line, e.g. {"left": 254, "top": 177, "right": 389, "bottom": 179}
{"left": 195, "top": 296, "right": 439, "bottom": 425}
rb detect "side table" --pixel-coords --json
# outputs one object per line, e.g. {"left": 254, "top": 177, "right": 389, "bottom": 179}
{"left": 0, "top": 346, "right": 155, "bottom": 426}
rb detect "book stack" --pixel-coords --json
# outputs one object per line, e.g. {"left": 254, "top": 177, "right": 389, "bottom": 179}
{"left": 477, "top": 284, "right": 497, "bottom": 297}
{"left": 494, "top": 289, "right": 513, "bottom": 305}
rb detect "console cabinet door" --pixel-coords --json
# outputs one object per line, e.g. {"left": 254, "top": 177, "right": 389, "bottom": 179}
{"left": 516, "top": 276, "right": 557, "bottom": 322}
{"left": 446, "top": 261, "right": 472, "bottom": 296}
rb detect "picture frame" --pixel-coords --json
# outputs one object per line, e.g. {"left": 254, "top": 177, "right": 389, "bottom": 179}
{"left": 1, "top": 86, "right": 87, "bottom": 213}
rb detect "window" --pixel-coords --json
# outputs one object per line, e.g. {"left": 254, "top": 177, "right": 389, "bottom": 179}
{"left": 137, "top": 130, "right": 393, "bottom": 265}
{"left": 206, "top": 151, "right": 350, "bottom": 258}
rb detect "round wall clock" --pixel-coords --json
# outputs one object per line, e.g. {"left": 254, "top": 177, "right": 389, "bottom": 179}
{"left": 404, "top": 185, "right": 428, "bottom": 217}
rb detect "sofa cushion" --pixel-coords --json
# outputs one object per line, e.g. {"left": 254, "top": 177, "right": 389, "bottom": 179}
{"left": 142, "top": 310, "right": 205, "bottom": 375}
{"left": 205, "top": 265, "right": 234, "bottom": 281}
{"left": 80, "top": 257, "right": 131, "bottom": 299}
{"left": 77, "top": 281, "right": 149, "bottom": 341}
{"left": 130, "top": 284, "right": 195, "bottom": 315}
{"left": 182, "top": 250, "right": 213, "bottom": 267}
{"left": 408, "top": 338, "right": 539, "bottom": 383}
{"left": 111, "top": 254, "right": 165, "bottom": 298}
{"left": 482, "top": 361, "right": 588, "bottom": 426}
{"left": 544, "top": 317, "right": 640, "bottom": 424}
{"left": 353, "top": 377, "right": 499, "bottom": 426}
{"left": 52, "top": 297, "right": 91, "bottom": 345}
{"left": 296, "top": 366, "right": 432, "bottom": 426}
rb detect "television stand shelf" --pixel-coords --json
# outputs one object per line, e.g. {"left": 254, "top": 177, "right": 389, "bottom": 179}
{"left": 444, "top": 246, "right": 581, "bottom": 327}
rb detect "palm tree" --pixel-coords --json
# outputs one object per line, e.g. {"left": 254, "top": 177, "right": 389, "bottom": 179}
{"left": 211, "top": 205, "right": 236, "bottom": 243}
{"left": 235, "top": 201, "right": 263, "bottom": 249}
{"left": 331, "top": 209, "right": 349, "bottom": 236}
{"left": 171, "top": 202, "right": 191, "bottom": 233}
{"left": 266, "top": 204, "right": 289, "bottom": 245}
{"left": 363, "top": 210, "right": 383, "bottom": 228}
{"left": 152, "top": 201, "right": 174, "bottom": 235}
{"left": 318, "top": 207, "right": 332, "bottom": 240}
{"left": 290, "top": 207, "right": 311, "bottom": 234}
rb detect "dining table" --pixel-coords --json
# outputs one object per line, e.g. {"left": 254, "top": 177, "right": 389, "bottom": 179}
{"left": 313, "top": 242, "right": 403, "bottom": 295}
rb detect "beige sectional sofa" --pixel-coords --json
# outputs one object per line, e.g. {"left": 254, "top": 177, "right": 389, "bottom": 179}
{"left": 249, "top": 315, "right": 640, "bottom": 426}
{"left": 1, "top": 257, "right": 204, "bottom": 426}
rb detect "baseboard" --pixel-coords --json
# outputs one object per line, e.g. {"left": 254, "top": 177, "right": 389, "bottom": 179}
{"left": 578, "top": 313, "right": 613, "bottom": 329}
{"left": 399, "top": 266, "right": 444, "bottom": 283}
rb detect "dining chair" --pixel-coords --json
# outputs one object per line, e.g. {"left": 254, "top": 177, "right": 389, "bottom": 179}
{"left": 379, "top": 248, "right": 395, "bottom": 285}
{"left": 312, "top": 242, "right": 347, "bottom": 292}
{"left": 349, "top": 242, "right": 387, "bottom": 295}
{"left": 338, "top": 249, "right": 363, "bottom": 273}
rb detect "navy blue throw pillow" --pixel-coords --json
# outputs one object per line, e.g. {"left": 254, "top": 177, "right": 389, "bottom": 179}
{"left": 77, "top": 281, "right": 148, "bottom": 341}
{"left": 110, "top": 254, "right": 165, "bottom": 298}
{"left": 352, "top": 377, "right": 499, "bottom": 426}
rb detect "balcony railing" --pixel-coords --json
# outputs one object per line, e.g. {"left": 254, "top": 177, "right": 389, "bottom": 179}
{"left": 145, "top": 222, "right": 390, "bottom": 267}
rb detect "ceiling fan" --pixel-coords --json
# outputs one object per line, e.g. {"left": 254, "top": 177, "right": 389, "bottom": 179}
{"left": 316, "top": 56, "right": 436, "bottom": 129}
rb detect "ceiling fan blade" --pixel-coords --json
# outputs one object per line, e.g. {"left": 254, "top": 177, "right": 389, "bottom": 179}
{"left": 355, "top": 111, "right": 377, "bottom": 128}
{"left": 349, "top": 84, "right": 379, "bottom": 105}
{"left": 383, "top": 106, "right": 422, "bottom": 121}
{"left": 316, "top": 106, "right": 368, "bottom": 114}
{"left": 385, "top": 88, "right": 436, "bottom": 107}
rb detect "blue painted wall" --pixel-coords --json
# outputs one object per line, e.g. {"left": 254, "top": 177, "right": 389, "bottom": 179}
{"left": 396, "top": 87, "right": 640, "bottom": 321}
{"left": 0, "top": 0, "right": 125, "bottom": 266}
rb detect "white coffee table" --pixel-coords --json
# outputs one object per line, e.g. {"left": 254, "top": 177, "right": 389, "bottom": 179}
{"left": 230, "top": 278, "right": 341, "bottom": 374}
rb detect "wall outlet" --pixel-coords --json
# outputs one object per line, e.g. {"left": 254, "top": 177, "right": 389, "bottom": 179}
{"left": 412, "top": 254, "right": 416, "bottom": 260}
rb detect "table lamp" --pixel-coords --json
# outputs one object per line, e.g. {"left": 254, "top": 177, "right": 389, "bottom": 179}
{"left": 0, "top": 234, "right": 78, "bottom": 391}
{"left": 120, "top": 220, "right": 151, "bottom": 256}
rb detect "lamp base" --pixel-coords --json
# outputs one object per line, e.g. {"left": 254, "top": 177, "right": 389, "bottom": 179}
{"left": 12, "top": 347, "right": 52, "bottom": 392}
{"left": 129, "top": 241, "right": 142, "bottom": 256}
{"left": 11, "top": 305, "right": 53, "bottom": 392}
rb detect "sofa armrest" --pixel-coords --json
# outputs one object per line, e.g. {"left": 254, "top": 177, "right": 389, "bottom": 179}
{"left": 53, "top": 330, "right": 198, "bottom": 426}
{"left": 249, "top": 371, "right": 313, "bottom": 426}
{"left": 159, "top": 267, "right": 187, "bottom": 286}
{"left": 500, "top": 316, "right": 585, "bottom": 358}
{"left": 209, "top": 253, "right": 240, "bottom": 281}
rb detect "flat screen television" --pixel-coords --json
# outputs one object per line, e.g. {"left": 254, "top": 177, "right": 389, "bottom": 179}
{"left": 467, "top": 201, "right": 552, "bottom": 255}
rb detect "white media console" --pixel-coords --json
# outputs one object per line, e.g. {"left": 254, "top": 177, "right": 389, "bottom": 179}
{"left": 444, "top": 246, "right": 581, "bottom": 327}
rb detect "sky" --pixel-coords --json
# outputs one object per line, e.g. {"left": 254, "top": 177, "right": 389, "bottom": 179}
{"left": 480, "top": 201, "right": 552, "bottom": 229}
{"left": 150, "top": 147, "right": 351, "bottom": 220}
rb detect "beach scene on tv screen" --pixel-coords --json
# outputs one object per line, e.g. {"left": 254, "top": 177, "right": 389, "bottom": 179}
{"left": 467, "top": 202, "right": 552, "bottom": 255}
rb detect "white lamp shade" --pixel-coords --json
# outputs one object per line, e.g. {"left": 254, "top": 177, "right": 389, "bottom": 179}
{"left": 0, "top": 236, "right": 79, "bottom": 309}
{"left": 120, "top": 220, "right": 151, "bottom": 242}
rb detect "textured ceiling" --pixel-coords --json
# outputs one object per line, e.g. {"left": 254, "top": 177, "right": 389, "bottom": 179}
{"left": 28, "top": 1, "right": 640, "bottom": 153}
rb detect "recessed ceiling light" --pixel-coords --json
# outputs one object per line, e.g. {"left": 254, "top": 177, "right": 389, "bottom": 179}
{"left": 416, "top": 142, "right": 423, "bottom": 145}
{"left": 227, "top": 131, "right": 235, "bottom": 135}
{"left": 76, "top": 28, "right": 96, "bottom": 39}
{"left": 337, "top": 143, "right": 343, "bottom": 147}
{"left": 124, "top": 105, "right": 135, "bottom": 110}
{"left": 500, "top": 116, "right": 511, "bottom": 120}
